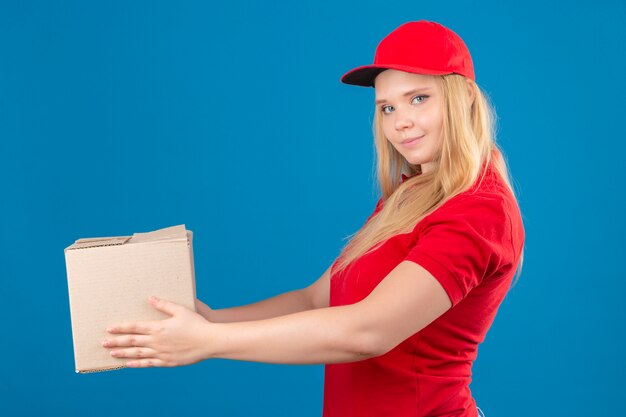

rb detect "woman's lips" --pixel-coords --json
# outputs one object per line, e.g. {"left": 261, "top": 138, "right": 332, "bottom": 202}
{"left": 402, "top": 135, "right": 424, "bottom": 147}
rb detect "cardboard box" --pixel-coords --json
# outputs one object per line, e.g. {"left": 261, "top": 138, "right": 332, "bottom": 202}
{"left": 64, "top": 224, "right": 197, "bottom": 374}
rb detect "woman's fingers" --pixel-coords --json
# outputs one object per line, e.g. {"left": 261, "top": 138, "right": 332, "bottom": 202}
{"left": 149, "top": 296, "right": 184, "bottom": 316}
{"left": 102, "top": 333, "right": 170, "bottom": 368}
{"left": 103, "top": 334, "right": 151, "bottom": 348}
{"left": 126, "top": 358, "right": 167, "bottom": 368}
{"left": 109, "top": 346, "right": 157, "bottom": 359}
{"left": 107, "top": 320, "right": 153, "bottom": 335}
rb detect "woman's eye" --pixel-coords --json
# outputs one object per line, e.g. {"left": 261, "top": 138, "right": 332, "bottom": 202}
{"left": 381, "top": 95, "right": 428, "bottom": 114}
{"left": 412, "top": 95, "right": 428, "bottom": 104}
{"left": 381, "top": 105, "right": 393, "bottom": 114}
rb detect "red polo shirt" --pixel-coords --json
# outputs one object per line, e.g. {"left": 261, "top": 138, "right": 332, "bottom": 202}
{"left": 323, "top": 163, "right": 525, "bottom": 417}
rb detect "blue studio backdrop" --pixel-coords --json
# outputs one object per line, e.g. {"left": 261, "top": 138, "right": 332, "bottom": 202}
{"left": 1, "top": 1, "right": 624, "bottom": 416}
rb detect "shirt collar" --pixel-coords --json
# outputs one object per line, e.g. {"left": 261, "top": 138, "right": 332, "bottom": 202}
{"left": 401, "top": 172, "right": 420, "bottom": 183}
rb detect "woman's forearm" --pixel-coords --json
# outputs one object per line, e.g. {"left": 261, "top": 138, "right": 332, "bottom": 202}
{"left": 202, "top": 303, "right": 380, "bottom": 365}
{"left": 202, "top": 289, "right": 314, "bottom": 323}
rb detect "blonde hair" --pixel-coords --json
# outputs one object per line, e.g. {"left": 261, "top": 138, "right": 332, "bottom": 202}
{"left": 333, "top": 73, "right": 524, "bottom": 286}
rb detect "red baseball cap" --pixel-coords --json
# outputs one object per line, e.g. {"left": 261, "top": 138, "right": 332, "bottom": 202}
{"left": 340, "top": 20, "right": 475, "bottom": 87}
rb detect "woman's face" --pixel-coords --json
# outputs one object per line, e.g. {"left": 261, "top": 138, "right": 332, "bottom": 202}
{"left": 374, "top": 70, "right": 444, "bottom": 174}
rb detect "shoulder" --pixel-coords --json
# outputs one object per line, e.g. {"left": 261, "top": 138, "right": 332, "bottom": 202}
{"left": 435, "top": 164, "right": 520, "bottom": 221}
{"left": 424, "top": 166, "right": 525, "bottom": 261}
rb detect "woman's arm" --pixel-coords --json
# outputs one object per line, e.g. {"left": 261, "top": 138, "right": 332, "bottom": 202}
{"left": 102, "top": 261, "right": 451, "bottom": 367}
{"left": 195, "top": 266, "right": 331, "bottom": 323}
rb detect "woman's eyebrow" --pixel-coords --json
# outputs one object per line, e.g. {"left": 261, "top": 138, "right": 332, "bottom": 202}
{"left": 375, "top": 87, "right": 433, "bottom": 104}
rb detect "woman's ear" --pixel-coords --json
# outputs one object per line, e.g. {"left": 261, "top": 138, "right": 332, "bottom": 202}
{"left": 466, "top": 79, "right": 476, "bottom": 106}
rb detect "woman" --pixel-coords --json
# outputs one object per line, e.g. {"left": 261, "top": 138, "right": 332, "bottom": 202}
{"left": 102, "top": 20, "right": 525, "bottom": 417}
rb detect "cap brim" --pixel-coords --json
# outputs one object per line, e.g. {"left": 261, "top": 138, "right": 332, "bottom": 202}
{"left": 340, "top": 64, "right": 452, "bottom": 87}
{"left": 340, "top": 65, "right": 389, "bottom": 87}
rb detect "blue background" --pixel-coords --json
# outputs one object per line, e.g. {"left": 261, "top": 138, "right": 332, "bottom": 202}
{"left": 1, "top": 1, "right": 624, "bottom": 416}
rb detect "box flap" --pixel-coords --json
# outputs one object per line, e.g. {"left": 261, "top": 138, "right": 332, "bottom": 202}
{"left": 65, "top": 236, "right": 131, "bottom": 251}
{"left": 64, "top": 225, "right": 189, "bottom": 252}
{"left": 129, "top": 224, "right": 187, "bottom": 244}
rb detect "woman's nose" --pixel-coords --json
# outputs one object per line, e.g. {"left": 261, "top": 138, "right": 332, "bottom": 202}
{"left": 394, "top": 108, "right": 414, "bottom": 131}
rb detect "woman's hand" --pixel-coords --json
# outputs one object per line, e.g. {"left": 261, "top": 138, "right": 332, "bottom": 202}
{"left": 102, "top": 296, "right": 212, "bottom": 368}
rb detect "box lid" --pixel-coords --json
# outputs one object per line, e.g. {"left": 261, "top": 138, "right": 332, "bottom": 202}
{"left": 64, "top": 225, "right": 188, "bottom": 251}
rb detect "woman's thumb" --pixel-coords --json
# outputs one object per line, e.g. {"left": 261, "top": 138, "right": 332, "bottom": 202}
{"left": 149, "top": 296, "right": 179, "bottom": 316}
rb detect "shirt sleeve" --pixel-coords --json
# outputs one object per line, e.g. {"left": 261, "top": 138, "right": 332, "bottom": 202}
{"left": 403, "top": 194, "right": 513, "bottom": 306}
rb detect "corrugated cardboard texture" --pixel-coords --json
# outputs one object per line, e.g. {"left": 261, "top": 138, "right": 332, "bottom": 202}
{"left": 64, "top": 224, "right": 197, "bottom": 374}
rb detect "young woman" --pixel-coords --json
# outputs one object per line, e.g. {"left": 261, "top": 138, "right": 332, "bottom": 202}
{"left": 102, "top": 20, "right": 525, "bottom": 417}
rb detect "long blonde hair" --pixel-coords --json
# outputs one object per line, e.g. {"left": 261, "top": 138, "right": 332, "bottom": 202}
{"left": 332, "top": 73, "right": 524, "bottom": 285}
